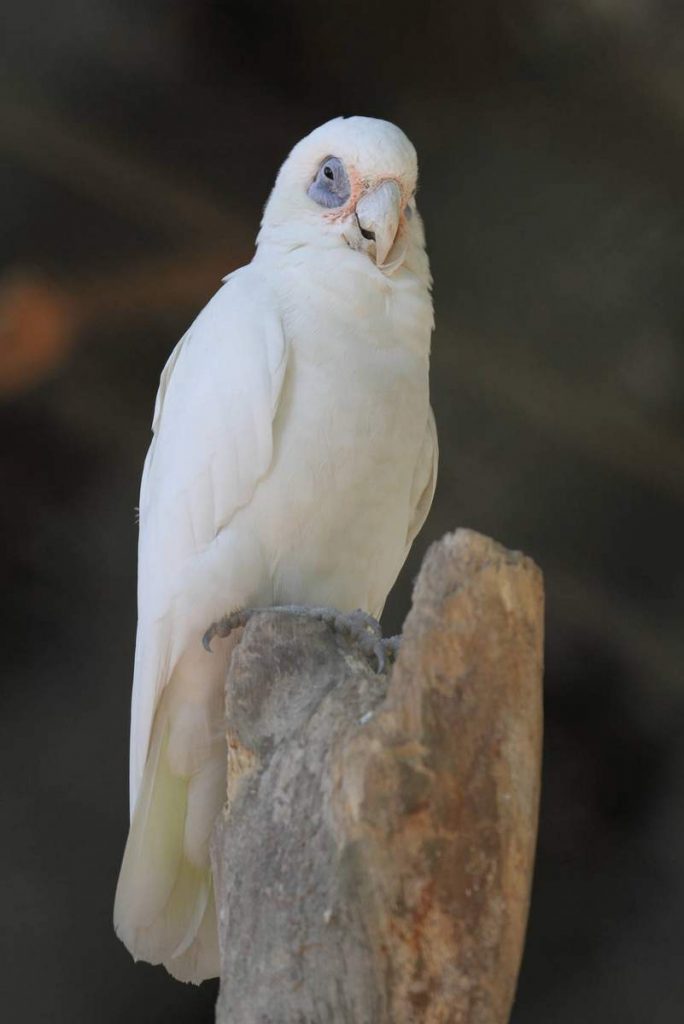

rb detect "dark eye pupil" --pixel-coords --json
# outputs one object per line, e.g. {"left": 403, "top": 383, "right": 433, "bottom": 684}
{"left": 323, "top": 165, "right": 334, "bottom": 180}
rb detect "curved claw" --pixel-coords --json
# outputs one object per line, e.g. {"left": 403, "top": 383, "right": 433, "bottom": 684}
{"left": 373, "top": 640, "right": 387, "bottom": 674}
{"left": 202, "top": 609, "right": 252, "bottom": 652}
{"left": 202, "top": 623, "right": 217, "bottom": 653}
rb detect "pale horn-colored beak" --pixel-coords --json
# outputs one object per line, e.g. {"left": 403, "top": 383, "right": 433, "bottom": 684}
{"left": 355, "top": 180, "right": 403, "bottom": 269}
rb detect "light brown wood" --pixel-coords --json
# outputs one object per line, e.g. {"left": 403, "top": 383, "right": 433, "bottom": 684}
{"left": 212, "top": 529, "right": 544, "bottom": 1023}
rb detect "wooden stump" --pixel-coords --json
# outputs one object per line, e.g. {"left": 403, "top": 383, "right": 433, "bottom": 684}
{"left": 212, "top": 529, "right": 544, "bottom": 1024}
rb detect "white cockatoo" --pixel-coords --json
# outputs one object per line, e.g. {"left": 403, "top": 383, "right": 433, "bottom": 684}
{"left": 114, "top": 116, "right": 437, "bottom": 983}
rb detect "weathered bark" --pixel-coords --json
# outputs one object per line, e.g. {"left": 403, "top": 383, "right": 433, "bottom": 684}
{"left": 212, "top": 529, "right": 544, "bottom": 1024}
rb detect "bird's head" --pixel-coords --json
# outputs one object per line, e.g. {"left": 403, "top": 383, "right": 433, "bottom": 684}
{"left": 259, "top": 116, "right": 423, "bottom": 276}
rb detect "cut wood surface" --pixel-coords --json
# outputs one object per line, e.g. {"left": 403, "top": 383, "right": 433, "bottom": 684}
{"left": 212, "top": 529, "right": 544, "bottom": 1024}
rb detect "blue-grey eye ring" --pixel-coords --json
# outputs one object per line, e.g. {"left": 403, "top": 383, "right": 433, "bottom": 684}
{"left": 307, "top": 156, "right": 350, "bottom": 209}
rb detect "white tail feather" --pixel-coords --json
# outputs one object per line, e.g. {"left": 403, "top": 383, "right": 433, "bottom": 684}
{"left": 114, "top": 686, "right": 225, "bottom": 984}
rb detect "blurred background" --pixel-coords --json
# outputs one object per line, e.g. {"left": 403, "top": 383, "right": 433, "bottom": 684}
{"left": 1, "top": 1, "right": 683, "bottom": 1020}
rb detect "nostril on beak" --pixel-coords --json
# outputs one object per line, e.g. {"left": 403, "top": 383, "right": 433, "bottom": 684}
{"left": 356, "top": 212, "right": 376, "bottom": 242}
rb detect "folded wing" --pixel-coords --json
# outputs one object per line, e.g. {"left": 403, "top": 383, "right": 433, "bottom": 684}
{"left": 129, "top": 268, "right": 288, "bottom": 812}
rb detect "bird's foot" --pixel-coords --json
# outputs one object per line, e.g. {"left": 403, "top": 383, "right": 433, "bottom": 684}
{"left": 203, "top": 605, "right": 400, "bottom": 673}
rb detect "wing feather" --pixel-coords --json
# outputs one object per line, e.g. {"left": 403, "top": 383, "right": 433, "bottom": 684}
{"left": 405, "top": 408, "right": 438, "bottom": 554}
{"left": 130, "top": 268, "right": 288, "bottom": 810}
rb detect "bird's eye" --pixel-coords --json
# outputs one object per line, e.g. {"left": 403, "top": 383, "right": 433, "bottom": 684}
{"left": 307, "top": 156, "right": 350, "bottom": 209}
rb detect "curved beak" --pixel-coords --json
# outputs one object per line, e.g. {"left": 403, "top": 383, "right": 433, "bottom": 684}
{"left": 355, "top": 180, "right": 403, "bottom": 269}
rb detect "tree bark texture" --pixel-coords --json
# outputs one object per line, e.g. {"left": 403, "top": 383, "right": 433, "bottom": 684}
{"left": 212, "top": 529, "right": 544, "bottom": 1024}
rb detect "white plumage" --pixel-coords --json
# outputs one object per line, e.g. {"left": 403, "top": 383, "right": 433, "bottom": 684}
{"left": 114, "top": 116, "right": 437, "bottom": 983}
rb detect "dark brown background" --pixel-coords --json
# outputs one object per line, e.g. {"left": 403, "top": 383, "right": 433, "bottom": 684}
{"left": 1, "top": 2, "right": 683, "bottom": 1020}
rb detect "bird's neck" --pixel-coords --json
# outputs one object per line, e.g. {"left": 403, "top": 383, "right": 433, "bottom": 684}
{"left": 252, "top": 231, "right": 433, "bottom": 360}
{"left": 255, "top": 224, "right": 430, "bottom": 290}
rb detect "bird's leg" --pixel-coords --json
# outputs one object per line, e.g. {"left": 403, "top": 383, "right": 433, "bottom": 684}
{"left": 203, "top": 605, "right": 399, "bottom": 673}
